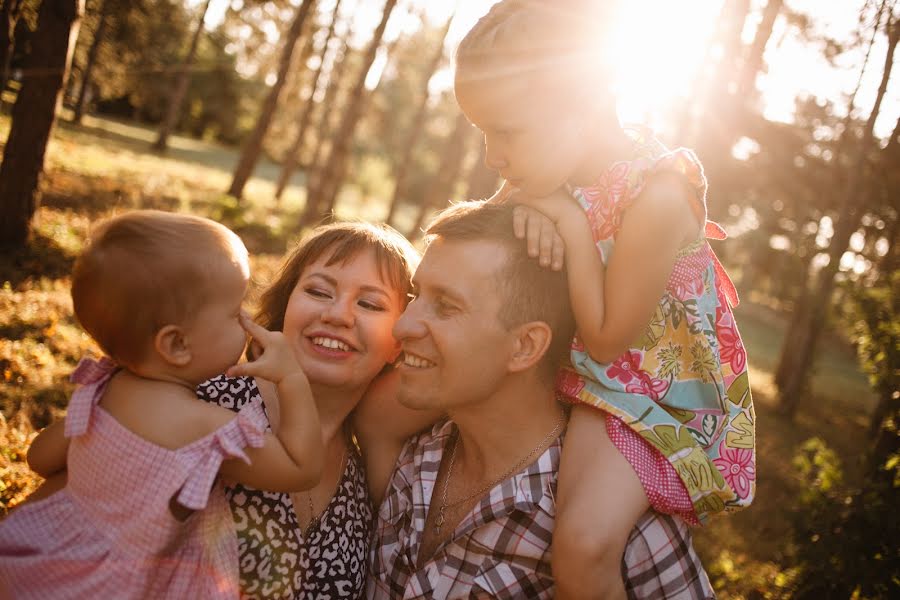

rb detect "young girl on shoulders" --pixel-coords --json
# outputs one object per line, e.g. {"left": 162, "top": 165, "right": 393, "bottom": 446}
{"left": 454, "top": 2, "right": 755, "bottom": 597}
{"left": 0, "top": 210, "right": 324, "bottom": 600}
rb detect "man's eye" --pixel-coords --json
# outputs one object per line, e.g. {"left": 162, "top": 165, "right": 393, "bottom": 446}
{"left": 435, "top": 298, "right": 455, "bottom": 315}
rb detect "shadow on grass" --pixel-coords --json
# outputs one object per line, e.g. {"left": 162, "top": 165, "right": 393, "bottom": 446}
{"left": 0, "top": 231, "right": 74, "bottom": 288}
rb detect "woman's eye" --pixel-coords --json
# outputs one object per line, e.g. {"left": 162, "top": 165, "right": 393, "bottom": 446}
{"left": 305, "top": 287, "right": 331, "bottom": 299}
{"left": 359, "top": 300, "right": 385, "bottom": 312}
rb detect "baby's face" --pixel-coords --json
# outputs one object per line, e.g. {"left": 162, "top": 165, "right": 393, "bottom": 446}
{"left": 455, "top": 72, "right": 591, "bottom": 197}
{"left": 185, "top": 265, "right": 249, "bottom": 382}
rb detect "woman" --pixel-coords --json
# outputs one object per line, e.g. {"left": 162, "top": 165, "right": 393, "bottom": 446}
{"left": 198, "top": 221, "right": 421, "bottom": 599}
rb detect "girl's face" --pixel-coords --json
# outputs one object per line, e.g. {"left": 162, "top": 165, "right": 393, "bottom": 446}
{"left": 456, "top": 73, "right": 594, "bottom": 197}
{"left": 282, "top": 249, "right": 404, "bottom": 394}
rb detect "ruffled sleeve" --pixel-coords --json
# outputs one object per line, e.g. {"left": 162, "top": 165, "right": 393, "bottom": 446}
{"left": 640, "top": 147, "right": 709, "bottom": 226}
{"left": 644, "top": 149, "right": 740, "bottom": 307}
{"left": 65, "top": 357, "right": 118, "bottom": 438}
{"left": 175, "top": 399, "right": 268, "bottom": 511}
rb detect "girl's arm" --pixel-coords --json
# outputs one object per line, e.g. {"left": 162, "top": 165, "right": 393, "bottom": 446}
{"left": 214, "top": 314, "right": 324, "bottom": 492}
{"left": 576, "top": 174, "right": 699, "bottom": 363}
{"left": 513, "top": 174, "right": 699, "bottom": 364}
{"left": 26, "top": 420, "right": 69, "bottom": 478}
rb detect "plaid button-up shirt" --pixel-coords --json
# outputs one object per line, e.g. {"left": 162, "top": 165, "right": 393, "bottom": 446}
{"left": 367, "top": 420, "right": 715, "bottom": 599}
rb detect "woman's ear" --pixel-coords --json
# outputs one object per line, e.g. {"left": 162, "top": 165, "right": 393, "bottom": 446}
{"left": 154, "top": 324, "right": 192, "bottom": 367}
{"left": 507, "top": 321, "right": 553, "bottom": 374}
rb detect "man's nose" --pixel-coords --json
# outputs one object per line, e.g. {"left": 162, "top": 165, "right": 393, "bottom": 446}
{"left": 392, "top": 302, "right": 426, "bottom": 341}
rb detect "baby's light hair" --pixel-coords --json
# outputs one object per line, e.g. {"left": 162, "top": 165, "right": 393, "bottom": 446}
{"left": 71, "top": 210, "right": 249, "bottom": 367}
{"left": 455, "top": 0, "right": 616, "bottom": 90}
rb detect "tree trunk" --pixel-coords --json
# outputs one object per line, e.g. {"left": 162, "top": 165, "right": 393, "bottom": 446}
{"left": 0, "top": 0, "right": 83, "bottom": 251}
{"left": 304, "top": 21, "right": 355, "bottom": 195}
{"left": 227, "top": 0, "right": 316, "bottom": 199}
{"left": 274, "top": 0, "right": 343, "bottom": 201}
{"left": 736, "top": 0, "right": 783, "bottom": 99}
{"left": 302, "top": 0, "right": 398, "bottom": 224}
{"left": 777, "top": 14, "right": 898, "bottom": 416}
{"left": 71, "top": 0, "right": 109, "bottom": 124}
{"left": 0, "top": 0, "right": 21, "bottom": 99}
{"left": 152, "top": 0, "right": 212, "bottom": 151}
{"left": 465, "top": 142, "right": 500, "bottom": 201}
{"left": 385, "top": 12, "right": 454, "bottom": 224}
{"left": 407, "top": 110, "right": 473, "bottom": 237}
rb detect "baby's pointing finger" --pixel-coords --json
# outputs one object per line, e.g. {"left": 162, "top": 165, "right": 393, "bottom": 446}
{"left": 238, "top": 313, "right": 270, "bottom": 342}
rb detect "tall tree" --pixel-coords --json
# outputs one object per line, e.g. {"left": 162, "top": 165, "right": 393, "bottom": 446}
{"left": 274, "top": 0, "right": 343, "bottom": 200}
{"left": 406, "top": 110, "right": 473, "bottom": 236}
{"left": 0, "top": 0, "right": 22, "bottom": 97}
{"left": 302, "top": 0, "right": 399, "bottom": 223}
{"left": 776, "top": 8, "right": 898, "bottom": 416}
{"left": 152, "top": 0, "right": 212, "bottom": 150}
{"left": 302, "top": 17, "right": 355, "bottom": 197}
{"left": 0, "top": 0, "right": 84, "bottom": 251}
{"left": 227, "top": 0, "right": 316, "bottom": 199}
{"left": 71, "top": 0, "right": 110, "bottom": 123}
{"left": 384, "top": 11, "right": 454, "bottom": 224}
{"left": 736, "top": 0, "right": 784, "bottom": 99}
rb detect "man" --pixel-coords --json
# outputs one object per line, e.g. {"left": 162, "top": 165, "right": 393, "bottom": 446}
{"left": 365, "top": 201, "right": 714, "bottom": 599}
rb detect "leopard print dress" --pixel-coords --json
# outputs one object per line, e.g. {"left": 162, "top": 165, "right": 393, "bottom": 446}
{"left": 198, "top": 375, "right": 373, "bottom": 599}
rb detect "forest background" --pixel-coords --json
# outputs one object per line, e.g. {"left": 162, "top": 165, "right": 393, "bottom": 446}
{"left": 0, "top": 0, "right": 897, "bottom": 598}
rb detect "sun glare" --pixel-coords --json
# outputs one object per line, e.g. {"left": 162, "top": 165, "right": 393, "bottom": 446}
{"left": 608, "top": 1, "right": 723, "bottom": 131}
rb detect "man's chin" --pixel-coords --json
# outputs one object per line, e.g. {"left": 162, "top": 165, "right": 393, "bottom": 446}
{"left": 397, "top": 388, "right": 436, "bottom": 411}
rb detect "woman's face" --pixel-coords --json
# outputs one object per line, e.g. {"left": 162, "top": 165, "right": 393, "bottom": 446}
{"left": 282, "top": 249, "right": 405, "bottom": 394}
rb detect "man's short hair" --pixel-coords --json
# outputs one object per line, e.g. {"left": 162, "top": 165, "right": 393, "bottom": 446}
{"left": 424, "top": 201, "right": 575, "bottom": 380}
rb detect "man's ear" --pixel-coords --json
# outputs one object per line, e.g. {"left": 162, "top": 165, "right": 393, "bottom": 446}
{"left": 154, "top": 324, "right": 192, "bottom": 367}
{"left": 507, "top": 321, "right": 553, "bottom": 374}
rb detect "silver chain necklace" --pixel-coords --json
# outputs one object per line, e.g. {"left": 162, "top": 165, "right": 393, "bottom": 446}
{"left": 433, "top": 413, "right": 566, "bottom": 536}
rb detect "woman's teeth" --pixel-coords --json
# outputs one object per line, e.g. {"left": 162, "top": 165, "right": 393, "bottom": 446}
{"left": 312, "top": 337, "right": 351, "bottom": 351}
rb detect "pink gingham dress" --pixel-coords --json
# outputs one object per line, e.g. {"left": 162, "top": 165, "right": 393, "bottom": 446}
{"left": 0, "top": 357, "right": 267, "bottom": 600}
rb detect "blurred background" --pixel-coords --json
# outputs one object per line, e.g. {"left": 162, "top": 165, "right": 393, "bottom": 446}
{"left": 0, "top": 1, "right": 897, "bottom": 597}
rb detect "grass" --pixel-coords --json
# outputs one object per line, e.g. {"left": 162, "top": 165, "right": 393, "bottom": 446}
{"left": 0, "top": 112, "right": 880, "bottom": 598}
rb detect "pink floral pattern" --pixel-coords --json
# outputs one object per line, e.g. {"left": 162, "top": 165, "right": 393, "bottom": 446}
{"left": 560, "top": 129, "right": 756, "bottom": 523}
{"left": 713, "top": 442, "right": 755, "bottom": 500}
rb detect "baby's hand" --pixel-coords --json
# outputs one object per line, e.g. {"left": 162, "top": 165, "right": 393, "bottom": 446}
{"left": 227, "top": 313, "right": 306, "bottom": 385}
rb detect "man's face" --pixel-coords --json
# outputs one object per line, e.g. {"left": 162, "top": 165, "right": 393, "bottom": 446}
{"left": 392, "top": 238, "right": 516, "bottom": 412}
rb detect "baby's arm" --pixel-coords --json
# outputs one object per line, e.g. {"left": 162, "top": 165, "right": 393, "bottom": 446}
{"left": 215, "top": 314, "right": 324, "bottom": 492}
{"left": 26, "top": 420, "right": 69, "bottom": 478}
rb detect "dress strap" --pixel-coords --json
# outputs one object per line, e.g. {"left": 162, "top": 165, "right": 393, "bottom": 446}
{"left": 705, "top": 220, "right": 740, "bottom": 308}
{"left": 175, "top": 399, "right": 268, "bottom": 511}
{"left": 65, "top": 357, "right": 118, "bottom": 438}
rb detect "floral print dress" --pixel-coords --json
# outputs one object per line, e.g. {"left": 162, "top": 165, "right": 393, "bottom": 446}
{"left": 556, "top": 129, "right": 756, "bottom": 523}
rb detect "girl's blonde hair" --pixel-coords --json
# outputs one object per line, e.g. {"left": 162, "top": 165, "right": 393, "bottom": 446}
{"left": 255, "top": 221, "right": 419, "bottom": 335}
{"left": 454, "top": 0, "right": 616, "bottom": 90}
{"left": 71, "top": 210, "right": 249, "bottom": 367}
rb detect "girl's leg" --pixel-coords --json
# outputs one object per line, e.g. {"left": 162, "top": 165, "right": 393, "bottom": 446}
{"left": 553, "top": 406, "right": 650, "bottom": 600}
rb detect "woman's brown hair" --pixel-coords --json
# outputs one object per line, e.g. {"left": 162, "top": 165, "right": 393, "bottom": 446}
{"left": 255, "top": 221, "right": 419, "bottom": 334}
